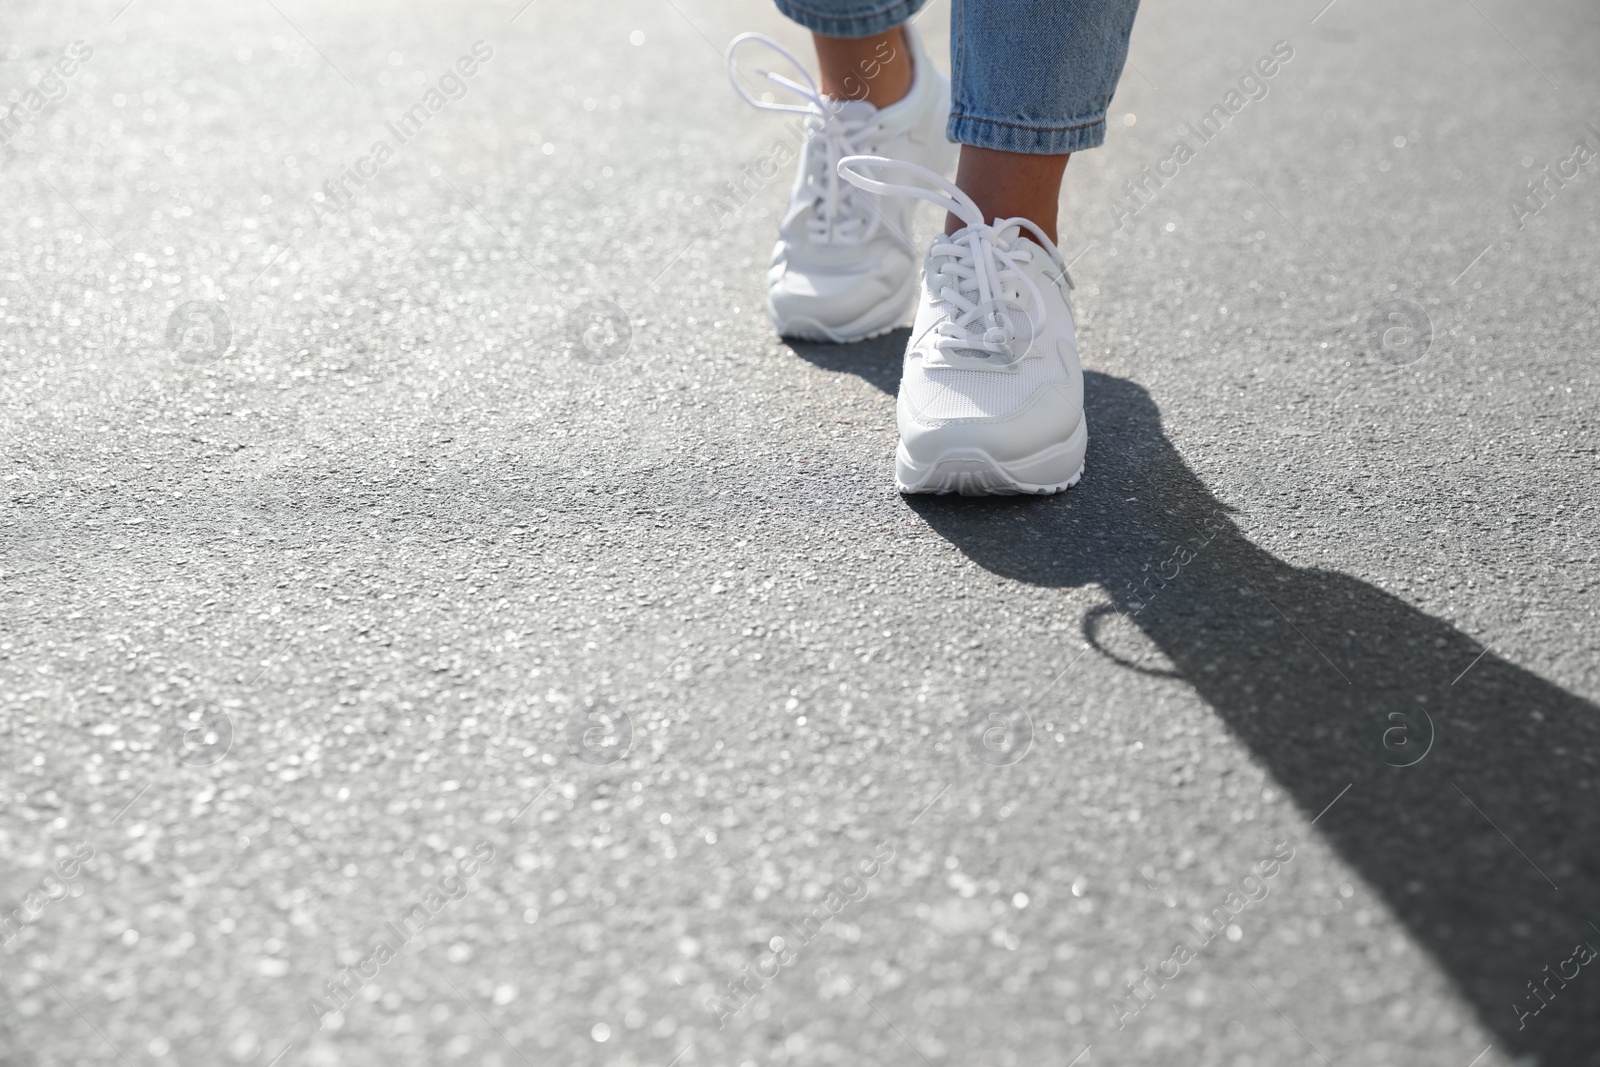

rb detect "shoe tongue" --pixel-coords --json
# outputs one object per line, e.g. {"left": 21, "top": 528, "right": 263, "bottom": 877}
{"left": 824, "top": 98, "right": 876, "bottom": 124}
{"left": 938, "top": 308, "right": 1036, "bottom": 369}
{"left": 928, "top": 239, "right": 1038, "bottom": 369}
{"left": 803, "top": 101, "right": 877, "bottom": 230}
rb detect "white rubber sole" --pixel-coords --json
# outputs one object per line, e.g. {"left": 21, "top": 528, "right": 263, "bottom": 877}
{"left": 895, "top": 420, "right": 1088, "bottom": 496}
{"left": 771, "top": 269, "right": 919, "bottom": 344}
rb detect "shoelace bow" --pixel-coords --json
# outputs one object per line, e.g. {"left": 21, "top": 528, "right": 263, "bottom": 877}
{"left": 838, "top": 155, "right": 1072, "bottom": 363}
{"left": 726, "top": 33, "right": 883, "bottom": 246}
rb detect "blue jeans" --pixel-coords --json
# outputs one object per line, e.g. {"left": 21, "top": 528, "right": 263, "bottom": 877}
{"left": 772, "top": 0, "right": 1140, "bottom": 154}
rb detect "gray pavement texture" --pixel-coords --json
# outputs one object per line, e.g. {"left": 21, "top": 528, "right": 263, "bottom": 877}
{"left": 2, "top": 0, "right": 1599, "bottom": 1064}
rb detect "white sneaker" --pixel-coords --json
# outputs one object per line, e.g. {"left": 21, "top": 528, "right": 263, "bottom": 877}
{"left": 839, "top": 156, "right": 1087, "bottom": 495}
{"left": 726, "top": 30, "right": 956, "bottom": 342}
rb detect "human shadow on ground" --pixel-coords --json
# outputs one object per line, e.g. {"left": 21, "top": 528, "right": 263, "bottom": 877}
{"left": 800, "top": 356, "right": 1599, "bottom": 1062}
{"left": 783, "top": 328, "right": 909, "bottom": 396}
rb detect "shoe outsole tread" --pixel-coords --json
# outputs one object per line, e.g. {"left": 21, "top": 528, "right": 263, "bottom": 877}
{"left": 898, "top": 460, "right": 1085, "bottom": 497}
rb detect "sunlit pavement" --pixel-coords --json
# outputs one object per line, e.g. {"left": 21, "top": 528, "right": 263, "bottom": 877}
{"left": 3, "top": 0, "right": 1598, "bottom": 1064}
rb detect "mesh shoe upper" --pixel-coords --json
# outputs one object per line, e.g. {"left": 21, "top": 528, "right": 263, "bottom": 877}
{"left": 837, "top": 156, "right": 1085, "bottom": 468}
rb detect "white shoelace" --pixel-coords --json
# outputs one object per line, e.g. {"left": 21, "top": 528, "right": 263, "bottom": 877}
{"left": 838, "top": 155, "right": 1072, "bottom": 364}
{"left": 726, "top": 33, "right": 884, "bottom": 246}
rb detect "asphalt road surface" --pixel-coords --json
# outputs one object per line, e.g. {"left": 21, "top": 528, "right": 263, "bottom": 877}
{"left": 3, "top": 0, "right": 1599, "bottom": 1065}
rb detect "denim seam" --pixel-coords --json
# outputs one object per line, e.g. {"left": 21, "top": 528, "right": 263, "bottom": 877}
{"left": 953, "top": 0, "right": 966, "bottom": 119}
{"left": 772, "top": 0, "right": 923, "bottom": 34}
{"left": 948, "top": 114, "right": 1107, "bottom": 154}
{"left": 948, "top": 112, "right": 1104, "bottom": 134}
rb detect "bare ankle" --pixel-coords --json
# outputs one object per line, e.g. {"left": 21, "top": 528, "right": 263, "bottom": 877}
{"left": 814, "top": 26, "right": 912, "bottom": 109}
{"left": 945, "top": 146, "right": 1071, "bottom": 246}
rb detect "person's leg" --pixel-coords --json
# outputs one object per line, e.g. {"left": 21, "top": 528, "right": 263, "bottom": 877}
{"left": 813, "top": 26, "right": 911, "bottom": 107}
{"left": 948, "top": 147, "right": 1069, "bottom": 244}
{"left": 831, "top": 0, "right": 1143, "bottom": 495}
{"left": 770, "top": 0, "right": 929, "bottom": 107}
{"left": 745, "top": 0, "right": 953, "bottom": 343}
{"left": 946, "top": 0, "right": 1141, "bottom": 244}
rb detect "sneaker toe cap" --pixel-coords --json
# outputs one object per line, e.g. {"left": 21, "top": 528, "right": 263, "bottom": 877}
{"left": 898, "top": 372, "right": 1084, "bottom": 465}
